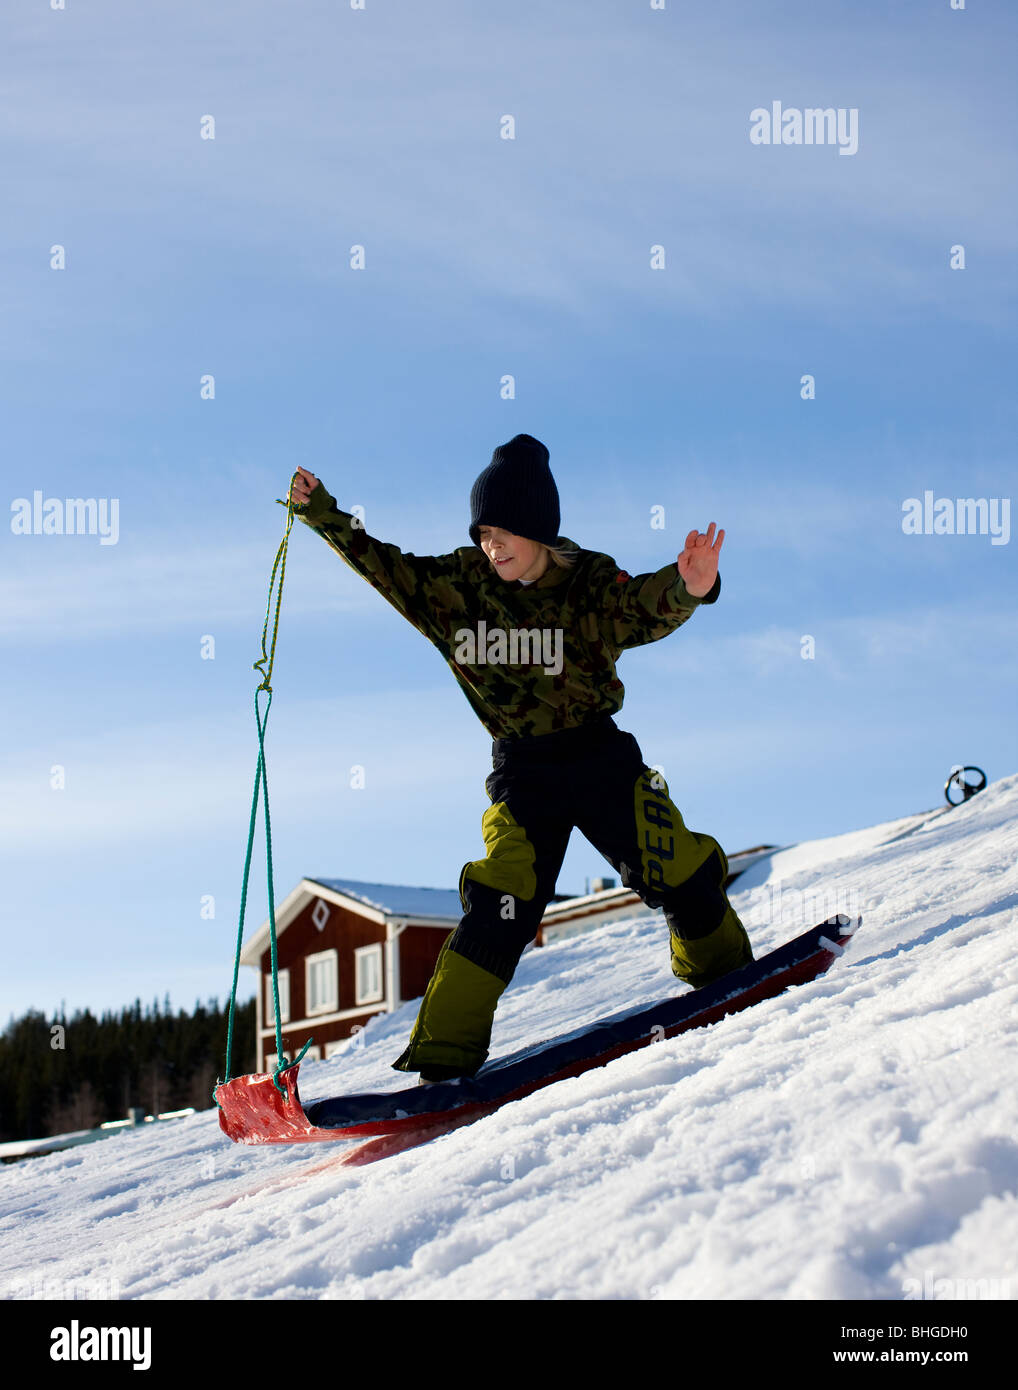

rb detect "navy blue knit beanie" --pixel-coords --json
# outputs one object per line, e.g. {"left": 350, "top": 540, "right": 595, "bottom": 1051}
{"left": 468, "top": 434, "right": 560, "bottom": 546}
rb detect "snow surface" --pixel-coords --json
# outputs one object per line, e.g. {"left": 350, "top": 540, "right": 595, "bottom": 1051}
{"left": 3, "top": 778, "right": 1017, "bottom": 1301}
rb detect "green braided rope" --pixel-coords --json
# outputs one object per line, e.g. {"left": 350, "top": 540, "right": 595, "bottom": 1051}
{"left": 216, "top": 472, "right": 314, "bottom": 1106}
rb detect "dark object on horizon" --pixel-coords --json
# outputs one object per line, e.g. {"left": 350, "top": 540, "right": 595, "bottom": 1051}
{"left": 944, "top": 765, "right": 987, "bottom": 806}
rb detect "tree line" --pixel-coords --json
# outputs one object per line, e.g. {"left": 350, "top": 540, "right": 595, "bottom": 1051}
{"left": 0, "top": 995, "right": 256, "bottom": 1145}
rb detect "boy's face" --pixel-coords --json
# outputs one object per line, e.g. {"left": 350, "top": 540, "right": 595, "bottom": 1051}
{"left": 477, "top": 525, "right": 548, "bottom": 583}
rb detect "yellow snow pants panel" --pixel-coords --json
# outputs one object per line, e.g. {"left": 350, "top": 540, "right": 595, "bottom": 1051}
{"left": 463, "top": 800, "right": 538, "bottom": 903}
{"left": 390, "top": 934, "right": 507, "bottom": 1077}
{"left": 631, "top": 765, "right": 753, "bottom": 987}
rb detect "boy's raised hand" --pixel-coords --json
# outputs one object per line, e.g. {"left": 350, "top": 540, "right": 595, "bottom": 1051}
{"left": 289, "top": 466, "right": 321, "bottom": 508}
{"left": 677, "top": 522, "right": 724, "bottom": 597}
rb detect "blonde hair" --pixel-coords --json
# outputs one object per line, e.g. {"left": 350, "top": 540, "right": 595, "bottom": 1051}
{"left": 541, "top": 540, "right": 579, "bottom": 570}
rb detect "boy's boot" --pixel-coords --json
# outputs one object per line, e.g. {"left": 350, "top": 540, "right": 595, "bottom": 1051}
{"left": 669, "top": 903, "right": 754, "bottom": 989}
{"left": 661, "top": 838, "right": 754, "bottom": 988}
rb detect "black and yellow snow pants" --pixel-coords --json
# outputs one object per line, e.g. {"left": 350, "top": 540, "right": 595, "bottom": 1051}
{"left": 391, "top": 715, "right": 753, "bottom": 1080}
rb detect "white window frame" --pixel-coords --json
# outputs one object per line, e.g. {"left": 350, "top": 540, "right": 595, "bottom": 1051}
{"left": 305, "top": 949, "right": 339, "bottom": 1016}
{"left": 264, "top": 969, "right": 290, "bottom": 1026}
{"left": 354, "top": 944, "right": 384, "bottom": 1006}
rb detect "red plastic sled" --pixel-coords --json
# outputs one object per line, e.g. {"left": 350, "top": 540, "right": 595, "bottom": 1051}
{"left": 214, "top": 1062, "right": 489, "bottom": 1147}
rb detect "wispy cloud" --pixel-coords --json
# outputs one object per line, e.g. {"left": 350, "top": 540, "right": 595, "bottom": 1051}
{"left": 652, "top": 605, "right": 1018, "bottom": 683}
{"left": 0, "top": 690, "right": 487, "bottom": 852}
{"left": 2, "top": 2, "right": 1014, "bottom": 343}
{"left": 0, "top": 498, "right": 464, "bottom": 640}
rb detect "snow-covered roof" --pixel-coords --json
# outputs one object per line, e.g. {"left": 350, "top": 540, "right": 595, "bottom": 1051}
{"left": 238, "top": 876, "right": 464, "bottom": 966}
{"left": 307, "top": 877, "right": 464, "bottom": 921}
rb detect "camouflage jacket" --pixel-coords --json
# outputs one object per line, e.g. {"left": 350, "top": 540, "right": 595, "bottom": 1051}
{"left": 293, "top": 482, "right": 720, "bottom": 739}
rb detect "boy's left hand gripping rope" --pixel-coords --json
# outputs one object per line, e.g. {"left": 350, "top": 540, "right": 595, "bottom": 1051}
{"left": 216, "top": 473, "right": 314, "bottom": 1109}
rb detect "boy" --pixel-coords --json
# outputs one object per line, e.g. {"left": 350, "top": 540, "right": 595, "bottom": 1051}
{"left": 290, "top": 434, "right": 753, "bottom": 1083}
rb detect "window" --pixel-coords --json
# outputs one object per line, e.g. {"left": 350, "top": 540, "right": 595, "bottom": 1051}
{"left": 305, "top": 950, "right": 338, "bottom": 1015}
{"left": 264, "top": 970, "right": 290, "bottom": 1025}
{"left": 354, "top": 944, "right": 384, "bottom": 1005}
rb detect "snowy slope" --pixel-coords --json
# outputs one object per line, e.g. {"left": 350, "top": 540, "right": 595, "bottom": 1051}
{"left": 3, "top": 777, "right": 1017, "bottom": 1301}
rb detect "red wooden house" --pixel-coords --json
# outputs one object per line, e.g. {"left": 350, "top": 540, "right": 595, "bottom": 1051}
{"left": 240, "top": 878, "right": 465, "bottom": 1073}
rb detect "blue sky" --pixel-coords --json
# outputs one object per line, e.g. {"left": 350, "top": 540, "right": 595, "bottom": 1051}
{"left": 3, "top": 0, "right": 1016, "bottom": 1029}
